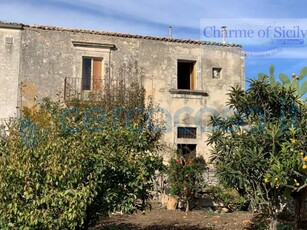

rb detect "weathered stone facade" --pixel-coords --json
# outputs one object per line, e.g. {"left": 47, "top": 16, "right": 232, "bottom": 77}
{"left": 0, "top": 23, "right": 22, "bottom": 119}
{"left": 0, "top": 21, "right": 245, "bottom": 161}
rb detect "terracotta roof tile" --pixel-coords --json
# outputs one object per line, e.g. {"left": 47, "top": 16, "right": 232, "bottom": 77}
{"left": 0, "top": 21, "right": 241, "bottom": 47}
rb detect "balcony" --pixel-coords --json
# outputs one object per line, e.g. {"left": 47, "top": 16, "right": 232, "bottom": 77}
{"left": 64, "top": 77, "right": 128, "bottom": 102}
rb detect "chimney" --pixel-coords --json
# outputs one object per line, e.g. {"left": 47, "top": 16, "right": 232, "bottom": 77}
{"left": 221, "top": 26, "right": 227, "bottom": 44}
{"left": 169, "top": 26, "right": 172, "bottom": 38}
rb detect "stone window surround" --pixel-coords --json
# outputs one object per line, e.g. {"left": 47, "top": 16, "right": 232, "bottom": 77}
{"left": 72, "top": 41, "right": 116, "bottom": 83}
{"left": 177, "top": 126, "right": 197, "bottom": 139}
{"left": 212, "top": 67, "right": 222, "bottom": 79}
{"left": 171, "top": 58, "right": 207, "bottom": 98}
{"left": 174, "top": 124, "right": 200, "bottom": 145}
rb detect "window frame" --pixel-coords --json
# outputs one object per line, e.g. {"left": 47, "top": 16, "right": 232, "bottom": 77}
{"left": 177, "top": 60, "right": 196, "bottom": 90}
{"left": 177, "top": 144, "right": 197, "bottom": 157}
{"left": 81, "top": 57, "right": 103, "bottom": 92}
{"left": 177, "top": 127, "right": 197, "bottom": 139}
{"left": 212, "top": 67, "right": 222, "bottom": 79}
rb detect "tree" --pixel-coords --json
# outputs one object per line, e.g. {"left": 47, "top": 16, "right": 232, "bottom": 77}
{"left": 207, "top": 66, "right": 307, "bottom": 230}
{"left": 167, "top": 154, "right": 207, "bottom": 212}
{"left": 0, "top": 64, "right": 164, "bottom": 229}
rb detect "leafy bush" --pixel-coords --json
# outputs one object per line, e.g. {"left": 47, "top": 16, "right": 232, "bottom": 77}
{"left": 0, "top": 70, "right": 164, "bottom": 229}
{"left": 207, "top": 66, "right": 307, "bottom": 230}
{"left": 167, "top": 154, "right": 207, "bottom": 211}
{"left": 206, "top": 185, "right": 248, "bottom": 211}
{"left": 0, "top": 106, "right": 96, "bottom": 228}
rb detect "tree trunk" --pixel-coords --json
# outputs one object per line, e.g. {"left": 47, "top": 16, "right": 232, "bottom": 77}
{"left": 293, "top": 187, "right": 307, "bottom": 226}
{"left": 185, "top": 199, "right": 189, "bottom": 212}
{"left": 269, "top": 216, "right": 278, "bottom": 230}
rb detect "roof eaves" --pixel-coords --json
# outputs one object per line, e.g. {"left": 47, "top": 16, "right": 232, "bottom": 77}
{"left": 201, "top": 40, "right": 242, "bottom": 47}
{"left": 0, "top": 21, "right": 24, "bottom": 30}
{"left": 24, "top": 24, "right": 242, "bottom": 47}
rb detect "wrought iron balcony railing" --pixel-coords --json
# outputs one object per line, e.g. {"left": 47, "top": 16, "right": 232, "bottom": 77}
{"left": 64, "top": 77, "right": 130, "bottom": 102}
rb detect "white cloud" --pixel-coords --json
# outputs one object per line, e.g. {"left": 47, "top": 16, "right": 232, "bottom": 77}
{"left": 1, "top": 0, "right": 307, "bottom": 80}
{"left": 0, "top": 1, "right": 165, "bottom": 36}
{"left": 1, "top": 0, "right": 305, "bottom": 39}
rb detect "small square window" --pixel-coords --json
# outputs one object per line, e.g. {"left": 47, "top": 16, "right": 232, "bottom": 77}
{"left": 177, "top": 127, "right": 197, "bottom": 139}
{"left": 177, "top": 61, "right": 196, "bottom": 90}
{"left": 212, "top": 67, "right": 222, "bottom": 78}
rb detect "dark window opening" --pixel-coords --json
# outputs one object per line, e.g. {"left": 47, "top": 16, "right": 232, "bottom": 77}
{"left": 82, "top": 58, "right": 102, "bottom": 91}
{"left": 177, "top": 127, "right": 197, "bottom": 139}
{"left": 212, "top": 67, "right": 222, "bottom": 78}
{"left": 177, "top": 61, "right": 196, "bottom": 90}
{"left": 177, "top": 144, "right": 196, "bottom": 157}
{"left": 82, "top": 58, "right": 91, "bottom": 90}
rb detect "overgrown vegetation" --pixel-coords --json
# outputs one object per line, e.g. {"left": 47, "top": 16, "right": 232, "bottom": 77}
{"left": 206, "top": 185, "right": 247, "bottom": 211}
{"left": 0, "top": 64, "right": 164, "bottom": 229}
{"left": 207, "top": 66, "right": 307, "bottom": 230}
{"left": 167, "top": 153, "right": 207, "bottom": 212}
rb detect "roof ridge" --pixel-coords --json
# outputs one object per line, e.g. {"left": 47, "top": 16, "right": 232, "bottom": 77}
{"left": 1, "top": 21, "right": 241, "bottom": 47}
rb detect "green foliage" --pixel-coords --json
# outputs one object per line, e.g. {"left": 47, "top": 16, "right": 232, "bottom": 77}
{"left": 167, "top": 154, "right": 207, "bottom": 211}
{"left": 299, "top": 67, "right": 307, "bottom": 80}
{"left": 207, "top": 76, "right": 307, "bottom": 228}
{"left": 278, "top": 73, "right": 290, "bottom": 84}
{"left": 259, "top": 65, "right": 307, "bottom": 97}
{"left": 206, "top": 185, "right": 247, "bottom": 211}
{"left": 269, "top": 65, "right": 275, "bottom": 77}
{"left": 0, "top": 77, "right": 163, "bottom": 229}
{"left": 300, "top": 80, "right": 307, "bottom": 95}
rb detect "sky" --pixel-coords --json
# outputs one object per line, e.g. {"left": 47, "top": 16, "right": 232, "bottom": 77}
{"left": 1, "top": 0, "right": 307, "bottom": 87}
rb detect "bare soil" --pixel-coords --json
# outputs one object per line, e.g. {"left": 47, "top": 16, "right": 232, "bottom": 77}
{"left": 90, "top": 208, "right": 255, "bottom": 230}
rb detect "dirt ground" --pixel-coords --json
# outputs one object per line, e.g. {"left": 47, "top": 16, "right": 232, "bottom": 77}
{"left": 90, "top": 208, "right": 255, "bottom": 230}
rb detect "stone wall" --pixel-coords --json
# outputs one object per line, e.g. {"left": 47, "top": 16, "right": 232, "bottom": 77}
{"left": 0, "top": 24, "right": 22, "bottom": 119}
{"left": 0, "top": 23, "right": 245, "bottom": 160}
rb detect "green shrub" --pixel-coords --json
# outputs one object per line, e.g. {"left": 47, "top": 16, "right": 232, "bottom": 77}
{"left": 0, "top": 113, "right": 98, "bottom": 228}
{"left": 0, "top": 82, "right": 163, "bottom": 229}
{"left": 167, "top": 154, "right": 207, "bottom": 211}
{"left": 206, "top": 185, "right": 248, "bottom": 211}
{"left": 207, "top": 66, "right": 307, "bottom": 230}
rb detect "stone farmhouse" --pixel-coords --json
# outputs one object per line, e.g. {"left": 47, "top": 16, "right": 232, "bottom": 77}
{"left": 0, "top": 21, "right": 245, "bottom": 161}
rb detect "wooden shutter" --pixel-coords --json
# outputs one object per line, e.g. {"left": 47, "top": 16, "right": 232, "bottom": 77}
{"left": 93, "top": 59, "right": 102, "bottom": 92}
{"left": 190, "top": 62, "right": 195, "bottom": 90}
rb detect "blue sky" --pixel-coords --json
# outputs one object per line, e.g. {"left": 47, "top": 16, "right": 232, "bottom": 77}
{"left": 1, "top": 0, "right": 307, "bottom": 87}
